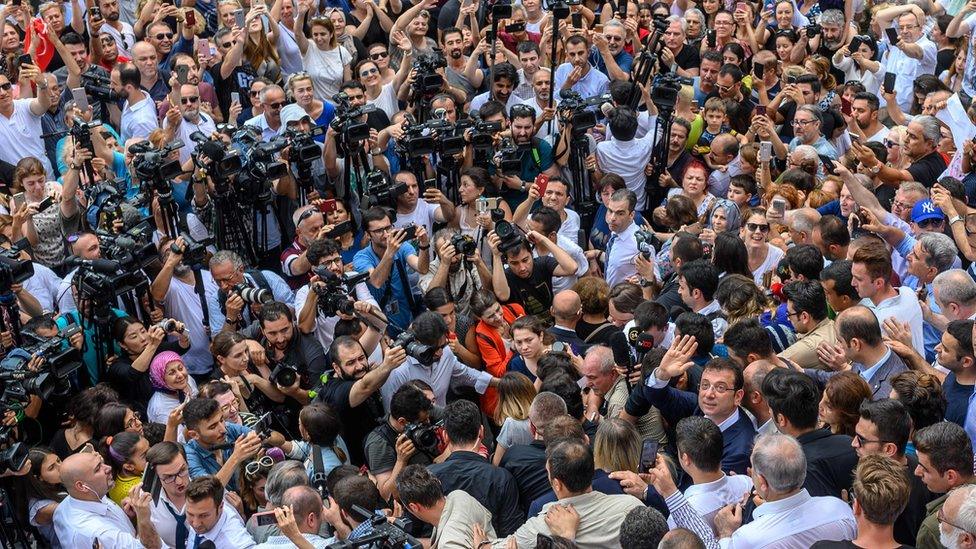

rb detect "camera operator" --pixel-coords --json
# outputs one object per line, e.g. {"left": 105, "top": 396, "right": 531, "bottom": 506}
{"left": 163, "top": 82, "right": 218, "bottom": 164}
{"left": 379, "top": 311, "right": 499, "bottom": 409}
{"left": 239, "top": 301, "right": 328, "bottom": 404}
{"left": 208, "top": 250, "right": 295, "bottom": 333}
{"left": 315, "top": 336, "right": 407, "bottom": 467}
{"left": 296, "top": 238, "right": 384, "bottom": 353}
{"left": 150, "top": 236, "right": 222, "bottom": 374}
{"left": 0, "top": 238, "right": 60, "bottom": 316}
{"left": 391, "top": 171, "right": 456, "bottom": 240}
{"left": 489, "top": 103, "right": 561, "bottom": 208}
{"left": 353, "top": 207, "right": 430, "bottom": 336}
{"left": 797, "top": 9, "right": 854, "bottom": 84}
{"left": 487, "top": 226, "right": 579, "bottom": 321}
{"left": 418, "top": 228, "right": 491, "bottom": 316}
{"left": 365, "top": 383, "right": 436, "bottom": 499}
{"left": 281, "top": 205, "right": 329, "bottom": 290}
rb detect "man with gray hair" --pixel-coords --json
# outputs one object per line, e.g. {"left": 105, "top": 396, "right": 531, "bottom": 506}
{"left": 786, "top": 208, "right": 822, "bottom": 248}
{"left": 712, "top": 433, "right": 856, "bottom": 547}
{"left": 937, "top": 484, "right": 976, "bottom": 549}
{"left": 246, "top": 460, "right": 309, "bottom": 542}
{"left": 933, "top": 269, "right": 976, "bottom": 322}
{"left": 853, "top": 115, "right": 947, "bottom": 189}
{"left": 876, "top": 7, "right": 937, "bottom": 112}
{"left": 245, "top": 84, "right": 287, "bottom": 140}
{"left": 661, "top": 16, "right": 699, "bottom": 78}
{"left": 591, "top": 20, "right": 632, "bottom": 81}
{"left": 500, "top": 392, "right": 567, "bottom": 513}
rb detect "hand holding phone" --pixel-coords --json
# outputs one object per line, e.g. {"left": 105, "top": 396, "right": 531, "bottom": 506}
{"left": 319, "top": 198, "right": 337, "bottom": 214}
{"left": 638, "top": 441, "right": 659, "bottom": 474}
{"left": 885, "top": 26, "right": 899, "bottom": 45}
{"left": 883, "top": 72, "right": 896, "bottom": 95}
{"left": 535, "top": 174, "right": 549, "bottom": 196}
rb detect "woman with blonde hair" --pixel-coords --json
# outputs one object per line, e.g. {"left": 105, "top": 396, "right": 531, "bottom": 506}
{"left": 492, "top": 372, "right": 537, "bottom": 465}
{"left": 593, "top": 418, "right": 641, "bottom": 474}
{"left": 941, "top": 46, "right": 967, "bottom": 93}
{"left": 884, "top": 126, "right": 911, "bottom": 172}
{"left": 294, "top": 3, "right": 351, "bottom": 101}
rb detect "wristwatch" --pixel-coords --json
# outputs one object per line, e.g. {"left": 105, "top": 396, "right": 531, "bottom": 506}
{"left": 950, "top": 215, "right": 963, "bottom": 225}
{"left": 868, "top": 163, "right": 881, "bottom": 175}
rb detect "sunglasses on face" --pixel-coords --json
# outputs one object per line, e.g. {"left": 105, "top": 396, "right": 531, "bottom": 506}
{"left": 370, "top": 51, "right": 388, "bottom": 60}
{"left": 267, "top": 101, "right": 287, "bottom": 109}
{"left": 746, "top": 222, "right": 770, "bottom": 233}
{"left": 155, "top": 32, "right": 174, "bottom": 40}
{"left": 360, "top": 67, "right": 378, "bottom": 77}
{"left": 181, "top": 96, "right": 200, "bottom": 104}
{"left": 0, "top": 82, "right": 11, "bottom": 91}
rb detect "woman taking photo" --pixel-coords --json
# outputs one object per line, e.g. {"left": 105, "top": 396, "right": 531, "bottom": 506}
{"left": 147, "top": 352, "right": 199, "bottom": 424}
{"left": 451, "top": 167, "right": 513, "bottom": 266}
{"left": 295, "top": 2, "right": 351, "bottom": 102}
{"left": 107, "top": 317, "right": 190, "bottom": 416}
{"left": 471, "top": 289, "right": 525, "bottom": 417}
{"left": 242, "top": 4, "right": 282, "bottom": 82}
{"left": 319, "top": 197, "right": 366, "bottom": 266}
{"left": 832, "top": 35, "right": 881, "bottom": 96}
{"left": 11, "top": 156, "right": 80, "bottom": 268}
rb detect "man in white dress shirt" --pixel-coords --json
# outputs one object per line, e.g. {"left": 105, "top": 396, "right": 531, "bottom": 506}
{"left": 53, "top": 451, "right": 162, "bottom": 549}
{"left": 185, "top": 475, "right": 256, "bottom": 548}
{"left": 164, "top": 83, "right": 218, "bottom": 164}
{"left": 116, "top": 63, "right": 158, "bottom": 143}
{"left": 245, "top": 85, "right": 287, "bottom": 141}
{"left": 601, "top": 189, "right": 645, "bottom": 288}
{"left": 513, "top": 175, "right": 581, "bottom": 245}
{"left": 879, "top": 8, "right": 938, "bottom": 112}
{"left": 851, "top": 240, "right": 925, "bottom": 355}
{"left": 667, "top": 416, "right": 754, "bottom": 533}
{"left": 594, "top": 106, "right": 657, "bottom": 212}
{"left": 712, "top": 433, "right": 857, "bottom": 548}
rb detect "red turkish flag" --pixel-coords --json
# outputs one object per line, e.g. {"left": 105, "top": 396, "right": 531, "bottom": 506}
{"left": 23, "top": 18, "right": 55, "bottom": 71}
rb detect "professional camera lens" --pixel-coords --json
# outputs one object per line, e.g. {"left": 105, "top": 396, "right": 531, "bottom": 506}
{"left": 271, "top": 363, "right": 298, "bottom": 387}
{"left": 155, "top": 319, "right": 178, "bottom": 332}
{"left": 234, "top": 283, "right": 273, "bottom": 305}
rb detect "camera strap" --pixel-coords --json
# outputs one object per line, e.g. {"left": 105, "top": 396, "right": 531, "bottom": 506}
{"left": 394, "top": 258, "right": 422, "bottom": 317}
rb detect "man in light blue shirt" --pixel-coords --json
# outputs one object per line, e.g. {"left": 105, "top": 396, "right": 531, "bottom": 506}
{"left": 787, "top": 105, "right": 838, "bottom": 159}
{"left": 554, "top": 35, "right": 610, "bottom": 100}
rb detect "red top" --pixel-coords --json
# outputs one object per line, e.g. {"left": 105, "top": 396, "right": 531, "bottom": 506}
{"left": 474, "top": 303, "right": 524, "bottom": 418}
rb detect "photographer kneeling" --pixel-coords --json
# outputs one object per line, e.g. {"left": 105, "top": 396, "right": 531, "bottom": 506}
{"left": 239, "top": 302, "right": 328, "bottom": 406}
{"left": 296, "top": 238, "right": 385, "bottom": 354}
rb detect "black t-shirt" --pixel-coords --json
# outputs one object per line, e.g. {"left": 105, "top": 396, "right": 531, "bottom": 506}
{"left": 673, "top": 45, "right": 700, "bottom": 72}
{"left": 907, "top": 151, "right": 948, "bottom": 187}
{"left": 937, "top": 47, "right": 955, "bottom": 76}
{"left": 210, "top": 61, "right": 256, "bottom": 121}
{"left": 503, "top": 255, "right": 558, "bottom": 318}
{"left": 315, "top": 373, "right": 386, "bottom": 467}
{"left": 107, "top": 339, "right": 188, "bottom": 416}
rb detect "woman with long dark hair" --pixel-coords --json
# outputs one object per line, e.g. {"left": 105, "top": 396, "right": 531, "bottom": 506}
{"left": 108, "top": 316, "right": 189, "bottom": 415}
{"left": 24, "top": 447, "right": 64, "bottom": 548}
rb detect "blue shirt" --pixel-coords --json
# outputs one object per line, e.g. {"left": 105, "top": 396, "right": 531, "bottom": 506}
{"left": 353, "top": 243, "right": 418, "bottom": 336}
{"left": 858, "top": 347, "right": 892, "bottom": 385}
{"left": 589, "top": 47, "right": 634, "bottom": 78}
{"left": 895, "top": 234, "right": 943, "bottom": 363}
{"left": 944, "top": 372, "right": 974, "bottom": 427}
{"left": 57, "top": 308, "right": 127, "bottom": 387}
{"left": 185, "top": 422, "right": 253, "bottom": 490}
{"left": 966, "top": 391, "right": 976, "bottom": 452}
{"left": 553, "top": 63, "right": 610, "bottom": 100}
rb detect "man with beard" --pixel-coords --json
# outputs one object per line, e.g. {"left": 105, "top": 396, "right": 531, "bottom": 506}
{"left": 441, "top": 27, "right": 478, "bottom": 104}
{"left": 419, "top": 229, "right": 491, "bottom": 316}
{"left": 470, "top": 62, "right": 523, "bottom": 113}
{"left": 555, "top": 35, "right": 610, "bottom": 98}
{"left": 518, "top": 68, "right": 557, "bottom": 140}
{"left": 51, "top": 32, "right": 110, "bottom": 118}
{"left": 850, "top": 92, "right": 891, "bottom": 143}
{"left": 392, "top": 171, "right": 456, "bottom": 241}
{"left": 95, "top": 0, "right": 137, "bottom": 59}
{"left": 163, "top": 83, "right": 217, "bottom": 164}
{"left": 693, "top": 51, "right": 723, "bottom": 104}
{"left": 114, "top": 63, "right": 157, "bottom": 142}
{"left": 495, "top": 104, "right": 560, "bottom": 208}
{"left": 314, "top": 336, "right": 406, "bottom": 466}
{"left": 796, "top": 9, "right": 852, "bottom": 84}
{"left": 150, "top": 236, "right": 222, "bottom": 379}
{"left": 296, "top": 238, "right": 384, "bottom": 353}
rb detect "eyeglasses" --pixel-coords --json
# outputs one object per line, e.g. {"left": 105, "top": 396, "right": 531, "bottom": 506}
{"left": 360, "top": 67, "right": 378, "bottom": 77}
{"left": 369, "top": 224, "right": 393, "bottom": 235}
{"left": 699, "top": 381, "right": 733, "bottom": 394}
{"left": 159, "top": 465, "right": 190, "bottom": 484}
{"left": 126, "top": 412, "right": 143, "bottom": 429}
{"left": 370, "top": 51, "right": 389, "bottom": 60}
{"left": 321, "top": 256, "right": 343, "bottom": 267}
{"left": 786, "top": 309, "right": 801, "bottom": 319}
{"left": 155, "top": 32, "right": 174, "bottom": 40}
{"left": 853, "top": 433, "right": 889, "bottom": 446}
{"left": 917, "top": 218, "right": 944, "bottom": 229}
{"left": 717, "top": 83, "right": 738, "bottom": 92}
{"left": 746, "top": 222, "right": 770, "bottom": 233}
{"left": 245, "top": 456, "right": 274, "bottom": 479}
{"left": 180, "top": 96, "right": 199, "bottom": 104}
{"left": 938, "top": 506, "right": 975, "bottom": 534}
{"left": 267, "top": 101, "right": 287, "bottom": 110}
{"left": 884, "top": 139, "right": 899, "bottom": 147}
{"left": 792, "top": 118, "right": 817, "bottom": 127}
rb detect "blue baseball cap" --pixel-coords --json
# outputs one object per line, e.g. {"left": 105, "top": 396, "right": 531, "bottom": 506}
{"left": 911, "top": 199, "right": 944, "bottom": 224}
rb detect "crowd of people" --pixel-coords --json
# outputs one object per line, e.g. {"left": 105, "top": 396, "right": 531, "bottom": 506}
{"left": 2, "top": 0, "right": 976, "bottom": 547}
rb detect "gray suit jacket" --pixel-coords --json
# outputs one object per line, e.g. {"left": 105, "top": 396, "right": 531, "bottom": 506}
{"left": 805, "top": 347, "right": 908, "bottom": 400}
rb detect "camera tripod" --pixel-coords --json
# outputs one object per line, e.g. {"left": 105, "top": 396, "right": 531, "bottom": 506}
{"left": 212, "top": 191, "right": 260, "bottom": 267}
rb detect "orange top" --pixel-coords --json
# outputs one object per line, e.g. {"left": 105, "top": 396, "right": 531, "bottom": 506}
{"left": 474, "top": 303, "right": 525, "bottom": 418}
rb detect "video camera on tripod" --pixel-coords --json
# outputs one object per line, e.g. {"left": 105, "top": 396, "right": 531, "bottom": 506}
{"left": 557, "top": 90, "right": 611, "bottom": 135}
{"left": 0, "top": 242, "right": 34, "bottom": 291}
{"left": 410, "top": 50, "right": 447, "bottom": 98}
{"left": 0, "top": 332, "right": 82, "bottom": 404}
{"left": 189, "top": 132, "right": 244, "bottom": 181}
{"left": 397, "top": 111, "right": 467, "bottom": 159}
{"left": 363, "top": 170, "right": 406, "bottom": 209}
{"left": 310, "top": 267, "right": 369, "bottom": 317}
{"left": 130, "top": 140, "right": 185, "bottom": 182}
{"left": 80, "top": 71, "right": 124, "bottom": 103}
{"left": 330, "top": 91, "right": 377, "bottom": 153}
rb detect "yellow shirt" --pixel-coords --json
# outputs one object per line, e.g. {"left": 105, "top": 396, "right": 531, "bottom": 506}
{"left": 108, "top": 474, "right": 142, "bottom": 507}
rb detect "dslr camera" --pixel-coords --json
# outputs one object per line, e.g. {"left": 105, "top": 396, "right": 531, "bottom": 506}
{"left": 403, "top": 419, "right": 444, "bottom": 458}
{"left": 233, "top": 282, "right": 273, "bottom": 305}
{"left": 392, "top": 331, "right": 439, "bottom": 366}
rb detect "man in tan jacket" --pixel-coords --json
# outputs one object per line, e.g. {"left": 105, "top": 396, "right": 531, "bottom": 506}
{"left": 780, "top": 280, "right": 839, "bottom": 370}
{"left": 396, "top": 464, "right": 496, "bottom": 549}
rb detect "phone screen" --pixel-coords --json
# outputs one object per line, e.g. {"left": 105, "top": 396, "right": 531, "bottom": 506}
{"left": 885, "top": 26, "right": 899, "bottom": 44}
{"left": 254, "top": 511, "right": 277, "bottom": 526}
{"left": 231, "top": 91, "right": 240, "bottom": 104}
{"left": 71, "top": 88, "right": 90, "bottom": 112}
{"left": 638, "top": 441, "right": 659, "bottom": 474}
{"left": 571, "top": 12, "right": 582, "bottom": 28}
{"left": 755, "top": 105, "right": 766, "bottom": 116}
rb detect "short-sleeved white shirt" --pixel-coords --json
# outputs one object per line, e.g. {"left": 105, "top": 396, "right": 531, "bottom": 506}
{"left": 0, "top": 99, "right": 51, "bottom": 177}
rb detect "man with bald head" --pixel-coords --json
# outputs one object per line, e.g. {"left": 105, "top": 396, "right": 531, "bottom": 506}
{"left": 742, "top": 359, "right": 778, "bottom": 435}
{"left": 255, "top": 485, "right": 335, "bottom": 547}
{"left": 53, "top": 452, "right": 162, "bottom": 548}
{"left": 164, "top": 82, "right": 216, "bottom": 164}
{"left": 787, "top": 208, "right": 822, "bottom": 248}
{"left": 549, "top": 289, "right": 586, "bottom": 351}
{"left": 933, "top": 269, "right": 976, "bottom": 322}
{"left": 806, "top": 305, "right": 908, "bottom": 400}
{"left": 131, "top": 41, "right": 169, "bottom": 102}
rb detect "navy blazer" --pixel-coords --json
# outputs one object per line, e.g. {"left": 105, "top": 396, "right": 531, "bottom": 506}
{"left": 547, "top": 325, "right": 589, "bottom": 355}
{"left": 805, "top": 349, "right": 908, "bottom": 401}
{"left": 629, "top": 382, "right": 755, "bottom": 474}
